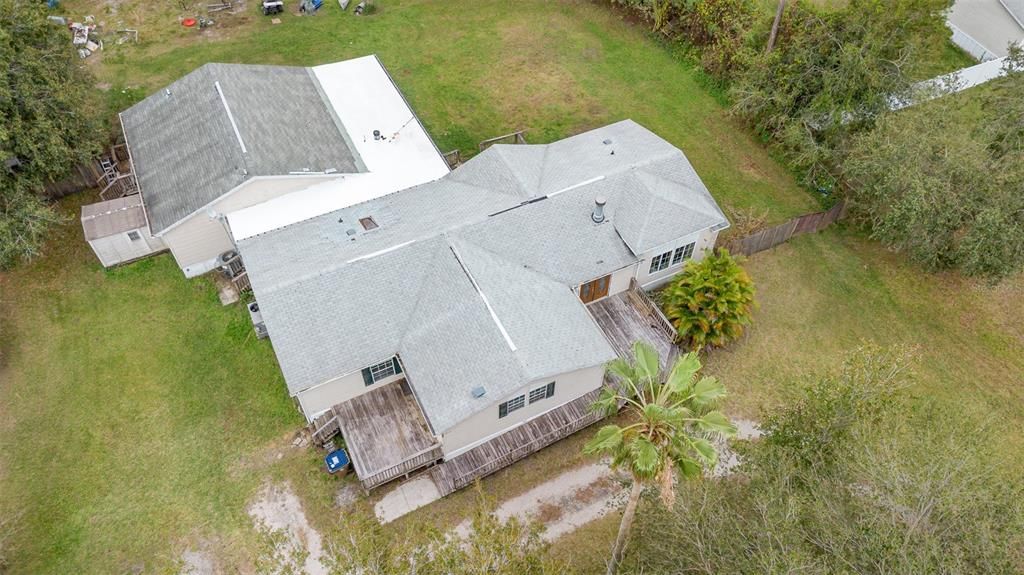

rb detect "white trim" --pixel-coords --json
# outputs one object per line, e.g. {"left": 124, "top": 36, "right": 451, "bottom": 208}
{"left": 154, "top": 174, "right": 343, "bottom": 236}
{"left": 546, "top": 175, "right": 605, "bottom": 198}
{"left": 214, "top": 81, "right": 247, "bottom": 154}
{"left": 345, "top": 239, "right": 417, "bottom": 264}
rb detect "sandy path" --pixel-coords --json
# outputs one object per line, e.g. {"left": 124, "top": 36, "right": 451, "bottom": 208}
{"left": 454, "top": 418, "right": 761, "bottom": 542}
{"left": 248, "top": 482, "right": 329, "bottom": 575}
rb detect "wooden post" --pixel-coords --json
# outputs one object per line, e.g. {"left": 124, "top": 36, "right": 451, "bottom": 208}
{"left": 766, "top": 0, "right": 786, "bottom": 53}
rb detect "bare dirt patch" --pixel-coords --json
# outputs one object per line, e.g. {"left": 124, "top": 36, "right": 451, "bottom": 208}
{"left": 248, "top": 482, "right": 328, "bottom": 575}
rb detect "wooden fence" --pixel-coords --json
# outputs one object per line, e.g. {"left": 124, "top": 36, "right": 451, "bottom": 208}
{"left": 42, "top": 161, "right": 105, "bottom": 200}
{"left": 725, "top": 200, "right": 846, "bottom": 257}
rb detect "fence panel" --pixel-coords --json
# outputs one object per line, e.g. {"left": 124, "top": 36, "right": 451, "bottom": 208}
{"left": 726, "top": 200, "right": 846, "bottom": 257}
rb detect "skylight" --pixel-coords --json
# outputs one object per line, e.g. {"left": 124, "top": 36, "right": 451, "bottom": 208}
{"left": 359, "top": 216, "right": 379, "bottom": 231}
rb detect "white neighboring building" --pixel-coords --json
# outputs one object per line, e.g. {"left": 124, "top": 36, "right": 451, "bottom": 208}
{"left": 949, "top": 0, "right": 1024, "bottom": 60}
{"left": 81, "top": 55, "right": 449, "bottom": 273}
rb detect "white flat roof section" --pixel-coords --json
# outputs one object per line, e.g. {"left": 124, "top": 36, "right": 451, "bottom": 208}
{"left": 228, "top": 55, "right": 450, "bottom": 240}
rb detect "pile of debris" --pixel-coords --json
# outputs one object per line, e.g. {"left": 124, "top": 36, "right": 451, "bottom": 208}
{"left": 47, "top": 13, "right": 138, "bottom": 59}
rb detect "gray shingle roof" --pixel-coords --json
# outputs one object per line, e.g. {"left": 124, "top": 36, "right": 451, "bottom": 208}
{"left": 122, "top": 63, "right": 360, "bottom": 234}
{"left": 80, "top": 195, "right": 148, "bottom": 240}
{"left": 237, "top": 120, "right": 728, "bottom": 431}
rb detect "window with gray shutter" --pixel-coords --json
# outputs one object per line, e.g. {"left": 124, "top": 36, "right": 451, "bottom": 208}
{"left": 499, "top": 395, "right": 526, "bottom": 418}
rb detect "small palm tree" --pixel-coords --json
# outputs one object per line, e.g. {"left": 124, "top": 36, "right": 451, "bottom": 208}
{"left": 660, "top": 248, "right": 755, "bottom": 350}
{"left": 585, "top": 342, "right": 735, "bottom": 575}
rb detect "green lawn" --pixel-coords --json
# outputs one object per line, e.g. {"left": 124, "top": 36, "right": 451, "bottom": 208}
{"left": 1, "top": 0, "right": 1020, "bottom": 573}
{"left": 0, "top": 198, "right": 303, "bottom": 573}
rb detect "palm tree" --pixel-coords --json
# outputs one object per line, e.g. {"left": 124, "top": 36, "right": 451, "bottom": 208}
{"left": 584, "top": 342, "right": 735, "bottom": 575}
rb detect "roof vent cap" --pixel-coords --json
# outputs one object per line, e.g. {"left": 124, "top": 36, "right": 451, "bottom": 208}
{"left": 592, "top": 197, "right": 607, "bottom": 224}
{"left": 602, "top": 139, "right": 612, "bottom": 145}
{"left": 471, "top": 386, "right": 487, "bottom": 398}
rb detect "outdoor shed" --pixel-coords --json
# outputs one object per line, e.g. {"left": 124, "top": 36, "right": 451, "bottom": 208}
{"left": 81, "top": 195, "right": 165, "bottom": 267}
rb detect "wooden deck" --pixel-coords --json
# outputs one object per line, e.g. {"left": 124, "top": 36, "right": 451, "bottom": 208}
{"left": 429, "top": 388, "right": 605, "bottom": 496}
{"left": 334, "top": 379, "right": 442, "bottom": 490}
{"left": 588, "top": 288, "right": 679, "bottom": 369}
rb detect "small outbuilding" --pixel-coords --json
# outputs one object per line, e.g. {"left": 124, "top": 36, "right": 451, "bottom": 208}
{"left": 81, "top": 194, "right": 165, "bottom": 267}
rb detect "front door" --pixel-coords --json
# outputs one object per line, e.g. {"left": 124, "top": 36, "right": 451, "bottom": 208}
{"left": 579, "top": 275, "right": 611, "bottom": 304}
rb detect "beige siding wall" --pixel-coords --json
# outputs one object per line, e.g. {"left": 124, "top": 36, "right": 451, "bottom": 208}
{"left": 440, "top": 364, "right": 606, "bottom": 457}
{"left": 635, "top": 228, "right": 719, "bottom": 289}
{"left": 160, "top": 175, "right": 342, "bottom": 276}
{"left": 296, "top": 366, "right": 404, "bottom": 421}
{"left": 88, "top": 227, "right": 166, "bottom": 267}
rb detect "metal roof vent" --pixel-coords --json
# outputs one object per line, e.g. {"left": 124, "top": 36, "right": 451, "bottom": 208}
{"left": 471, "top": 386, "right": 487, "bottom": 398}
{"left": 592, "top": 197, "right": 607, "bottom": 224}
{"left": 346, "top": 228, "right": 357, "bottom": 236}
{"left": 602, "top": 139, "right": 612, "bottom": 145}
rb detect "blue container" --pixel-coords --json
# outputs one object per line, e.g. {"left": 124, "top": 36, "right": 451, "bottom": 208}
{"left": 325, "top": 449, "right": 349, "bottom": 474}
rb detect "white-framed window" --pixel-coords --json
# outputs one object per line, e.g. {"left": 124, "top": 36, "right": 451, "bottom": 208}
{"left": 529, "top": 382, "right": 555, "bottom": 404}
{"left": 672, "top": 242, "right": 695, "bottom": 265}
{"left": 127, "top": 230, "right": 141, "bottom": 241}
{"left": 499, "top": 394, "right": 526, "bottom": 418}
{"left": 361, "top": 357, "right": 402, "bottom": 386}
{"left": 650, "top": 241, "right": 697, "bottom": 273}
{"left": 649, "top": 251, "right": 673, "bottom": 273}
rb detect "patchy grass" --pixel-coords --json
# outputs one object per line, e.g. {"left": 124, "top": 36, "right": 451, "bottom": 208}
{"left": 703, "top": 226, "right": 1024, "bottom": 453}
{"left": 0, "top": 195, "right": 303, "bottom": 574}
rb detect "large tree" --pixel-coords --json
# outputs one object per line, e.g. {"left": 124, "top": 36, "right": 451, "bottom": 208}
{"left": 626, "top": 344, "right": 1024, "bottom": 573}
{"left": 844, "top": 58, "right": 1024, "bottom": 281}
{"left": 585, "top": 342, "right": 735, "bottom": 574}
{"left": 732, "top": 0, "right": 953, "bottom": 189}
{"left": 0, "top": 0, "right": 104, "bottom": 268}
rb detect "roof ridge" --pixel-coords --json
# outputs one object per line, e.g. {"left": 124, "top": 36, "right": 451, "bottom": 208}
{"left": 634, "top": 167, "right": 723, "bottom": 220}
{"left": 394, "top": 239, "right": 452, "bottom": 350}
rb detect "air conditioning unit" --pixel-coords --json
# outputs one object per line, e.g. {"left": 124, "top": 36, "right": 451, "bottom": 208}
{"left": 248, "top": 301, "right": 269, "bottom": 339}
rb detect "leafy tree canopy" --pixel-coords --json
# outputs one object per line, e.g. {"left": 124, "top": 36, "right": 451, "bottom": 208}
{"left": 732, "top": 0, "right": 953, "bottom": 189}
{"left": 0, "top": 0, "right": 104, "bottom": 268}
{"left": 844, "top": 56, "right": 1024, "bottom": 281}
{"left": 626, "top": 344, "right": 1024, "bottom": 574}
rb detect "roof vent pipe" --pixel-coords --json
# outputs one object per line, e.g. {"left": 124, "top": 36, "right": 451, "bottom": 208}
{"left": 592, "top": 197, "right": 606, "bottom": 224}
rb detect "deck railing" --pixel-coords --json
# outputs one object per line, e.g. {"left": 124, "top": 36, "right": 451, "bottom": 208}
{"left": 478, "top": 129, "right": 527, "bottom": 152}
{"left": 627, "top": 278, "right": 677, "bottom": 344}
{"left": 358, "top": 444, "right": 443, "bottom": 491}
{"left": 99, "top": 173, "right": 139, "bottom": 201}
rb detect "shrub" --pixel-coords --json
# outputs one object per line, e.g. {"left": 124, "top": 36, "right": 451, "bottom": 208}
{"left": 658, "top": 249, "right": 755, "bottom": 349}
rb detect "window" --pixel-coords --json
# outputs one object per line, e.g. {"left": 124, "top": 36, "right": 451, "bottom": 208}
{"left": 127, "top": 230, "right": 141, "bottom": 242}
{"left": 529, "top": 382, "right": 556, "bottom": 404}
{"left": 498, "top": 395, "right": 526, "bottom": 418}
{"left": 359, "top": 216, "right": 379, "bottom": 231}
{"left": 671, "top": 242, "right": 695, "bottom": 265}
{"left": 650, "top": 241, "right": 697, "bottom": 273}
{"left": 361, "top": 356, "right": 403, "bottom": 386}
{"left": 649, "top": 251, "right": 672, "bottom": 273}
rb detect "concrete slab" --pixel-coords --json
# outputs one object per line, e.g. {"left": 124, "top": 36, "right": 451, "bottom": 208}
{"left": 374, "top": 475, "right": 442, "bottom": 524}
{"left": 950, "top": 0, "right": 1024, "bottom": 58}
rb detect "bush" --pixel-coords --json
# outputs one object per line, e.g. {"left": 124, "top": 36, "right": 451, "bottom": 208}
{"left": 610, "top": 0, "right": 757, "bottom": 80}
{"left": 731, "top": 0, "right": 953, "bottom": 190}
{"left": 658, "top": 249, "right": 755, "bottom": 350}
{"left": 626, "top": 345, "right": 1024, "bottom": 574}
{"left": 844, "top": 59, "right": 1024, "bottom": 281}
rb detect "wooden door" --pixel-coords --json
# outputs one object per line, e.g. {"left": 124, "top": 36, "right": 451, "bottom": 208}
{"left": 579, "top": 275, "right": 611, "bottom": 304}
